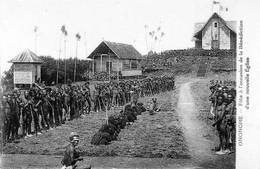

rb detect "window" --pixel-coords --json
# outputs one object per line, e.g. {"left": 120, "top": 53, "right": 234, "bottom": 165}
{"left": 214, "top": 22, "right": 218, "bottom": 28}
{"left": 215, "top": 34, "right": 218, "bottom": 40}
{"left": 131, "top": 60, "right": 138, "bottom": 70}
{"left": 123, "top": 60, "right": 130, "bottom": 70}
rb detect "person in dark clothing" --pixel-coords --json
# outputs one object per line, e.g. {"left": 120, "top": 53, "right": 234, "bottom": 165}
{"left": 61, "top": 132, "right": 91, "bottom": 169}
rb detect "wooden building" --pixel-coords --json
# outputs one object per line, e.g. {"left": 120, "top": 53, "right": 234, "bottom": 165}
{"left": 193, "top": 13, "right": 236, "bottom": 50}
{"left": 10, "top": 49, "right": 43, "bottom": 89}
{"left": 88, "top": 41, "right": 143, "bottom": 77}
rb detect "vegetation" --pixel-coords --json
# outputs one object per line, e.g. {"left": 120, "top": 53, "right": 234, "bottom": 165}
{"left": 1, "top": 56, "right": 92, "bottom": 88}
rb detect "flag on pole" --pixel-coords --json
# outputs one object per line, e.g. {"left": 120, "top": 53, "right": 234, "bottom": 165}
{"left": 61, "top": 25, "right": 65, "bottom": 33}
{"left": 213, "top": 1, "right": 220, "bottom": 4}
{"left": 61, "top": 25, "right": 68, "bottom": 36}
{"left": 34, "top": 26, "right": 38, "bottom": 33}
{"left": 220, "top": 5, "right": 223, "bottom": 11}
{"left": 220, "top": 5, "right": 229, "bottom": 12}
{"left": 161, "top": 32, "right": 165, "bottom": 37}
{"left": 76, "top": 33, "right": 81, "bottom": 40}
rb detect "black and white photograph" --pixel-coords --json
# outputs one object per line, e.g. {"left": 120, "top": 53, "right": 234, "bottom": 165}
{"left": 0, "top": 0, "right": 259, "bottom": 168}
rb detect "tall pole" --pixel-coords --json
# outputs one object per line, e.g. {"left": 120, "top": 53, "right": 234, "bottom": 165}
{"left": 34, "top": 26, "right": 38, "bottom": 54}
{"left": 101, "top": 54, "right": 103, "bottom": 72}
{"left": 57, "top": 34, "right": 62, "bottom": 84}
{"left": 34, "top": 33, "right": 37, "bottom": 54}
{"left": 109, "top": 53, "right": 111, "bottom": 81}
{"left": 74, "top": 39, "right": 78, "bottom": 82}
{"left": 93, "top": 56, "right": 95, "bottom": 73}
{"left": 84, "top": 32, "right": 87, "bottom": 58}
{"left": 64, "top": 36, "right": 67, "bottom": 84}
{"left": 211, "top": 0, "right": 213, "bottom": 14}
{"left": 117, "top": 59, "right": 119, "bottom": 81}
{"left": 144, "top": 25, "right": 149, "bottom": 54}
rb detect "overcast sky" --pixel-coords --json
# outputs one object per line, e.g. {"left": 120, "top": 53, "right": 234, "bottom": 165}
{"left": 0, "top": 0, "right": 243, "bottom": 74}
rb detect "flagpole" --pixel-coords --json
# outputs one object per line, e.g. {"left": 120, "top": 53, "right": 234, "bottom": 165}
{"left": 211, "top": 0, "right": 213, "bottom": 14}
{"left": 144, "top": 25, "right": 149, "bottom": 54}
{"left": 64, "top": 35, "right": 67, "bottom": 84}
{"left": 74, "top": 39, "right": 78, "bottom": 83}
{"left": 34, "top": 33, "right": 37, "bottom": 54}
{"left": 109, "top": 53, "right": 110, "bottom": 82}
{"left": 57, "top": 33, "right": 62, "bottom": 84}
{"left": 84, "top": 32, "right": 87, "bottom": 58}
{"left": 34, "top": 26, "right": 38, "bottom": 54}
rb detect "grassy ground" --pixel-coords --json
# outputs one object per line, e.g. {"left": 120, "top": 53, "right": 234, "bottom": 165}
{"left": 3, "top": 88, "right": 189, "bottom": 159}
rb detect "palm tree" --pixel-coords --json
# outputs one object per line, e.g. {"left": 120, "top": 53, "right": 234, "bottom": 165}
{"left": 74, "top": 33, "right": 81, "bottom": 82}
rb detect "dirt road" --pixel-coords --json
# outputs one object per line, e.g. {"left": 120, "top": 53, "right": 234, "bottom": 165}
{"left": 176, "top": 79, "right": 234, "bottom": 169}
{"left": 177, "top": 81, "right": 215, "bottom": 163}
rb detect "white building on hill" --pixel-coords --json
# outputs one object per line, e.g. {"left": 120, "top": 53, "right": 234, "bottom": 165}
{"left": 193, "top": 13, "right": 236, "bottom": 50}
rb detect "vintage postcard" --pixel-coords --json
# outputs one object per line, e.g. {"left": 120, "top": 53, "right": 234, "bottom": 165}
{"left": 0, "top": 0, "right": 259, "bottom": 169}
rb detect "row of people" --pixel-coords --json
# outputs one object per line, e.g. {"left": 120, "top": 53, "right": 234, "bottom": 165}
{"left": 91, "top": 100, "right": 146, "bottom": 145}
{"left": 209, "top": 79, "right": 236, "bottom": 87}
{"left": 1, "top": 76, "right": 175, "bottom": 145}
{"left": 209, "top": 83, "right": 236, "bottom": 155}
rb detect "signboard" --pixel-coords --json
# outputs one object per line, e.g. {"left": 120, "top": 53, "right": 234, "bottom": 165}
{"left": 14, "top": 64, "right": 34, "bottom": 71}
{"left": 14, "top": 71, "right": 33, "bottom": 84}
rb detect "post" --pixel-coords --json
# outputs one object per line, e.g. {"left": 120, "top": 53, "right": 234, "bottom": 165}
{"left": 74, "top": 40, "right": 78, "bottom": 82}
{"left": 34, "top": 26, "right": 38, "bottom": 54}
{"left": 117, "top": 59, "right": 120, "bottom": 81}
{"left": 101, "top": 54, "right": 103, "bottom": 72}
{"left": 211, "top": 0, "right": 213, "bottom": 14}
{"left": 34, "top": 33, "right": 37, "bottom": 54}
{"left": 84, "top": 32, "right": 87, "bottom": 58}
{"left": 144, "top": 25, "right": 149, "bottom": 54}
{"left": 93, "top": 56, "right": 95, "bottom": 73}
{"left": 109, "top": 53, "right": 111, "bottom": 81}
{"left": 64, "top": 37, "right": 67, "bottom": 84}
{"left": 56, "top": 33, "right": 62, "bottom": 84}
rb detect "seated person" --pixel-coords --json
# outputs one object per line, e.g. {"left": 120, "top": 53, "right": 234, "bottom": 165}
{"left": 61, "top": 132, "right": 84, "bottom": 169}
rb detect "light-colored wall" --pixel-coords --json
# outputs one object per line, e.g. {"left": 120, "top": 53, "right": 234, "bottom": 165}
{"left": 202, "top": 18, "right": 231, "bottom": 49}
{"left": 93, "top": 55, "right": 142, "bottom": 76}
{"left": 94, "top": 56, "right": 122, "bottom": 72}
{"left": 121, "top": 70, "right": 142, "bottom": 76}
{"left": 13, "top": 63, "right": 42, "bottom": 84}
{"left": 219, "top": 21, "right": 230, "bottom": 49}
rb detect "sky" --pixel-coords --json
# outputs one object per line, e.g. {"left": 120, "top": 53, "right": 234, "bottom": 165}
{"left": 0, "top": 0, "right": 239, "bottom": 74}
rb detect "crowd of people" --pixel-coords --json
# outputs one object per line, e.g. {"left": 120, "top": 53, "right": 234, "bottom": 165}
{"left": 209, "top": 80, "right": 236, "bottom": 155}
{"left": 1, "top": 76, "right": 175, "bottom": 145}
{"left": 142, "top": 49, "right": 236, "bottom": 73}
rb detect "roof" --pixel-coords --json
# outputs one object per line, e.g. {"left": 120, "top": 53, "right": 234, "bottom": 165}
{"left": 193, "top": 13, "right": 236, "bottom": 39}
{"left": 88, "top": 41, "right": 143, "bottom": 60}
{"left": 10, "top": 49, "right": 43, "bottom": 63}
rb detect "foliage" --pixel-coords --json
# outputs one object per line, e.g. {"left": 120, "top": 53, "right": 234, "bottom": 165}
{"left": 40, "top": 56, "right": 92, "bottom": 85}
{"left": 1, "top": 65, "right": 14, "bottom": 91}
{"left": 1, "top": 56, "right": 92, "bottom": 88}
{"left": 141, "top": 49, "right": 236, "bottom": 74}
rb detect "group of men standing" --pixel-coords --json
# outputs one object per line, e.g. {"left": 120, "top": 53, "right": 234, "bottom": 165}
{"left": 1, "top": 76, "right": 175, "bottom": 145}
{"left": 209, "top": 80, "right": 236, "bottom": 155}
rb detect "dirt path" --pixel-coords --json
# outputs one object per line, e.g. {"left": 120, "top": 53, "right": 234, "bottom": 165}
{"left": 177, "top": 81, "right": 215, "bottom": 163}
